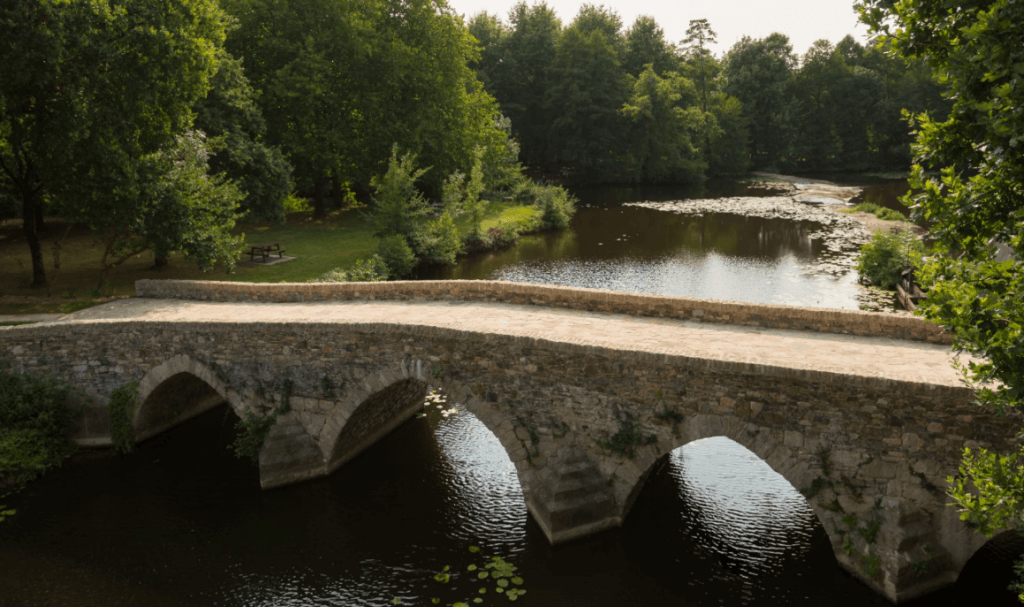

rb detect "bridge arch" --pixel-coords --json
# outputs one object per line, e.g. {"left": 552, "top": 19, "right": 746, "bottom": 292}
{"left": 135, "top": 355, "right": 249, "bottom": 443}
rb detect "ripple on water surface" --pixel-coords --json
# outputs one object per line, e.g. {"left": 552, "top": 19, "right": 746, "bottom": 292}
{"left": 0, "top": 400, "right": 1018, "bottom": 606}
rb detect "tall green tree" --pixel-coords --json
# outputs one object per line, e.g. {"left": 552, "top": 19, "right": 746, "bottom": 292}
{"left": 621, "top": 15, "right": 676, "bottom": 77}
{"left": 546, "top": 22, "right": 630, "bottom": 175}
{"left": 193, "top": 49, "right": 294, "bottom": 225}
{"left": 857, "top": 2, "right": 1024, "bottom": 593}
{"left": 682, "top": 19, "right": 719, "bottom": 166}
{"left": 619, "top": 66, "right": 704, "bottom": 183}
{"left": 496, "top": 1, "right": 562, "bottom": 166}
{"left": 723, "top": 33, "right": 799, "bottom": 170}
{"left": 0, "top": 0, "right": 237, "bottom": 287}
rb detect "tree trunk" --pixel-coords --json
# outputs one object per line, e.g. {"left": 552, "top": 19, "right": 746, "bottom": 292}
{"left": 313, "top": 175, "right": 327, "bottom": 219}
{"left": 331, "top": 173, "right": 342, "bottom": 209}
{"left": 34, "top": 197, "right": 46, "bottom": 232}
{"left": 19, "top": 180, "right": 47, "bottom": 287}
{"left": 153, "top": 257, "right": 169, "bottom": 269}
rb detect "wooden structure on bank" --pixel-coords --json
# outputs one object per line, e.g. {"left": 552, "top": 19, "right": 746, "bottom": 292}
{"left": 897, "top": 267, "right": 927, "bottom": 311}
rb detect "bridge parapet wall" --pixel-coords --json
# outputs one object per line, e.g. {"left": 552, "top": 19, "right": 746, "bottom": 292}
{"left": 136, "top": 279, "right": 951, "bottom": 344}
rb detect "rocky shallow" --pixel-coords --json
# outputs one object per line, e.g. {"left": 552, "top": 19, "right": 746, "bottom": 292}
{"left": 626, "top": 196, "right": 872, "bottom": 278}
{"left": 625, "top": 184, "right": 913, "bottom": 314}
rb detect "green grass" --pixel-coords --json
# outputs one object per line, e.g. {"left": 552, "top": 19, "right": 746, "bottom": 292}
{"left": 454, "top": 199, "right": 543, "bottom": 234}
{"left": 0, "top": 322, "right": 34, "bottom": 327}
{"left": 839, "top": 202, "right": 908, "bottom": 221}
{"left": 0, "top": 199, "right": 542, "bottom": 303}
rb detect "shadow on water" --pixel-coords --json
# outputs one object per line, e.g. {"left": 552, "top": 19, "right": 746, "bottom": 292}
{"left": 2, "top": 401, "right": 1019, "bottom": 606}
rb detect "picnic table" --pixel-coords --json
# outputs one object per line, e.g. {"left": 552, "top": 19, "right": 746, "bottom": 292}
{"left": 247, "top": 242, "right": 286, "bottom": 262}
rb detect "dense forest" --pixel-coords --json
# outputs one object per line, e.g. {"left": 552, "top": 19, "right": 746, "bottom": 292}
{"left": 2, "top": 0, "right": 951, "bottom": 286}
{"left": 467, "top": 3, "right": 951, "bottom": 182}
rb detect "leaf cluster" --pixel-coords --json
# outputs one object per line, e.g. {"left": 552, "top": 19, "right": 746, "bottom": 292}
{"left": 0, "top": 366, "right": 79, "bottom": 486}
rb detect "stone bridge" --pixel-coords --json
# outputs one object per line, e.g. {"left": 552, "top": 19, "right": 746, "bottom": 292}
{"left": 2, "top": 279, "right": 1020, "bottom": 603}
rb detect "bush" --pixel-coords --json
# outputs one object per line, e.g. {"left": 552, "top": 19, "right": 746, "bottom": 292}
{"left": 0, "top": 368, "right": 79, "bottom": 486}
{"left": 512, "top": 179, "right": 576, "bottom": 230}
{"left": 857, "top": 229, "right": 925, "bottom": 289}
{"left": 413, "top": 212, "right": 463, "bottom": 265}
{"left": 844, "top": 202, "right": 907, "bottom": 222}
{"left": 376, "top": 234, "right": 416, "bottom": 279}
{"left": 282, "top": 192, "right": 312, "bottom": 214}
{"left": 310, "top": 255, "right": 389, "bottom": 283}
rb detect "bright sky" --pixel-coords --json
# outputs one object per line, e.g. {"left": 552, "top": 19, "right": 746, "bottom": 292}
{"left": 446, "top": 0, "right": 872, "bottom": 58}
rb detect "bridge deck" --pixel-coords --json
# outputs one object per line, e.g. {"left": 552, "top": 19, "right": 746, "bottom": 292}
{"left": 52, "top": 297, "right": 964, "bottom": 388}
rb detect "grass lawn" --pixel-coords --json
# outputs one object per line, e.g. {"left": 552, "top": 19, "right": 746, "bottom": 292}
{"left": 0, "top": 199, "right": 539, "bottom": 314}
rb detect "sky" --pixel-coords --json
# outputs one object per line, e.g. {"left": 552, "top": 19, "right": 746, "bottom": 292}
{"left": 445, "top": 0, "right": 872, "bottom": 58}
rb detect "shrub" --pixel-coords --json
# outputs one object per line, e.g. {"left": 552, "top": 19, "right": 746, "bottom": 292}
{"left": 857, "top": 229, "right": 925, "bottom": 289}
{"left": 369, "top": 145, "right": 431, "bottom": 241}
{"left": 282, "top": 192, "right": 312, "bottom": 213}
{"left": 844, "top": 202, "right": 907, "bottom": 222}
{"left": 413, "top": 212, "right": 463, "bottom": 265}
{"left": 310, "top": 255, "right": 389, "bottom": 283}
{"left": 512, "top": 179, "right": 576, "bottom": 230}
{"left": 0, "top": 367, "right": 79, "bottom": 486}
{"left": 231, "top": 410, "right": 277, "bottom": 465}
{"left": 376, "top": 234, "right": 416, "bottom": 279}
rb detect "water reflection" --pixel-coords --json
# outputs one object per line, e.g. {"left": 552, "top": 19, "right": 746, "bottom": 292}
{"left": 1, "top": 398, "right": 1018, "bottom": 606}
{"left": 420, "top": 207, "right": 861, "bottom": 308}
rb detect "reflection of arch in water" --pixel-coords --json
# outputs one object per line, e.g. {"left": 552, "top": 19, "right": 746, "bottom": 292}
{"left": 647, "top": 437, "right": 821, "bottom": 575}
{"left": 621, "top": 421, "right": 835, "bottom": 571}
{"left": 135, "top": 355, "right": 244, "bottom": 443}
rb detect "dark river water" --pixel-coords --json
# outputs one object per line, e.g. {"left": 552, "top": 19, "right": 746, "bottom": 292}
{"left": 417, "top": 179, "right": 910, "bottom": 310}
{"left": 3, "top": 178, "right": 1020, "bottom": 606}
{"left": 1, "top": 400, "right": 1020, "bottom": 607}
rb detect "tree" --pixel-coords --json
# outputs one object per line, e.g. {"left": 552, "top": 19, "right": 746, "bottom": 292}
{"left": 225, "top": 0, "right": 503, "bottom": 203}
{"left": 857, "top": 1, "right": 1024, "bottom": 592}
{"left": 497, "top": 1, "right": 562, "bottom": 167}
{"left": 619, "top": 66, "right": 704, "bottom": 184}
{"left": 193, "top": 49, "right": 294, "bottom": 225}
{"left": 622, "top": 15, "right": 676, "bottom": 78}
{"left": 545, "top": 24, "right": 630, "bottom": 175}
{"left": 0, "top": 0, "right": 236, "bottom": 287}
{"left": 682, "top": 19, "right": 719, "bottom": 166}
{"left": 723, "top": 33, "right": 799, "bottom": 169}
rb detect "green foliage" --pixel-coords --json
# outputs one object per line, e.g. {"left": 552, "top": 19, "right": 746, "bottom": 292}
{"left": 620, "top": 66, "right": 705, "bottom": 184}
{"left": 857, "top": 518, "right": 882, "bottom": 545}
{"left": 801, "top": 477, "right": 829, "bottom": 499}
{"left": 512, "top": 180, "right": 576, "bottom": 230}
{"left": 948, "top": 447, "right": 1024, "bottom": 537}
{"left": 369, "top": 146, "right": 432, "bottom": 242}
{"left": 842, "top": 534, "right": 856, "bottom": 555}
{"left": 600, "top": 413, "right": 657, "bottom": 459}
{"left": 856, "top": 229, "right": 925, "bottom": 289}
{"left": 193, "top": 49, "right": 294, "bottom": 223}
{"left": 376, "top": 235, "right": 417, "bottom": 279}
{"left": 310, "top": 255, "right": 389, "bottom": 283}
{"left": 107, "top": 382, "right": 139, "bottom": 455}
{"left": 414, "top": 212, "right": 464, "bottom": 266}
{"left": 0, "top": 0, "right": 232, "bottom": 286}
{"left": 842, "top": 513, "right": 858, "bottom": 528}
{"left": 862, "top": 552, "right": 881, "bottom": 578}
{"left": 0, "top": 367, "right": 78, "bottom": 487}
{"left": 231, "top": 409, "right": 278, "bottom": 465}
{"left": 1011, "top": 556, "right": 1024, "bottom": 603}
{"left": 842, "top": 202, "right": 907, "bottom": 222}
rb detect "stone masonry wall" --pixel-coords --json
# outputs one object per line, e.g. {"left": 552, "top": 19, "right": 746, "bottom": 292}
{"left": 1, "top": 315, "right": 1015, "bottom": 603}
{"left": 135, "top": 279, "right": 951, "bottom": 344}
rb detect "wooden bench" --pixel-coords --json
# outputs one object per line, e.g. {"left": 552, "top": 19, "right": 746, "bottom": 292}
{"left": 247, "top": 242, "right": 286, "bottom": 262}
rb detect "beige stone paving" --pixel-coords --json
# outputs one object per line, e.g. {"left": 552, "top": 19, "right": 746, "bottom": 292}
{"left": 51, "top": 297, "right": 966, "bottom": 388}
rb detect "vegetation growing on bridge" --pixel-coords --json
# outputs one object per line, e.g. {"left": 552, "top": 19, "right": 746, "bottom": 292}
{"left": 107, "top": 382, "right": 139, "bottom": 455}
